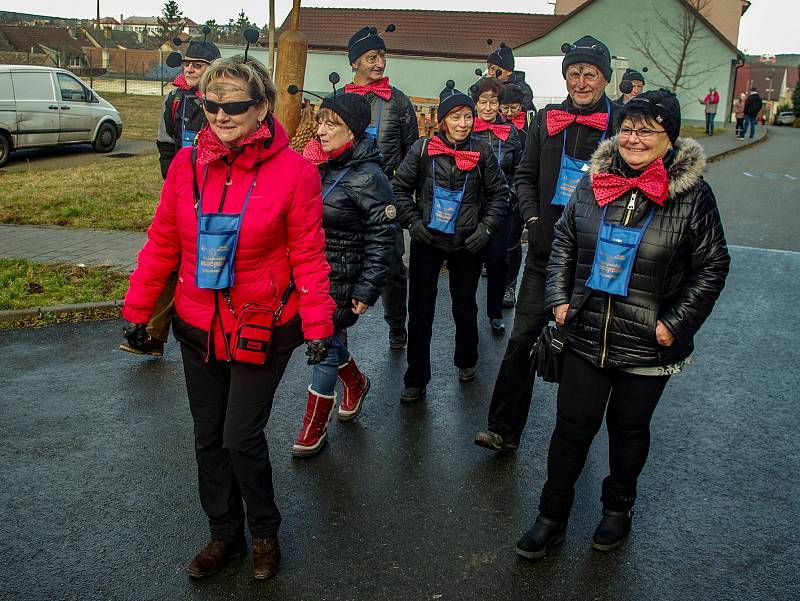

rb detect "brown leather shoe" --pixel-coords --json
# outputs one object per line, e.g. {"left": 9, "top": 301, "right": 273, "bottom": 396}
{"left": 252, "top": 536, "right": 281, "bottom": 580}
{"left": 186, "top": 539, "right": 246, "bottom": 579}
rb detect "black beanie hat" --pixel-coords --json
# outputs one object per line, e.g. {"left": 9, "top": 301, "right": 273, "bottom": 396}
{"left": 622, "top": 68, "right": 645, "bottom": 84}
{"left": 621, "top": 89, "right": 681, "bottom": 144}
{"left": 348, "top": 27, "right": 386, "bottom": 64}
{"left": 184, "top": 40, "right": 221, "bottom": 63}
{"left": 487, "top": 41, "right": 514, "bottom": 72}
{"left": 437, "top": 80, "right": 476, "bottom": 123}
{"left": 561, "top": 35, "right": 612, "bottom": 81}
{"left": 320, "top": 93, "right": 372, "bottom": 139}
{"left": 501, "top": 84, "right": 524, "bottom": 105}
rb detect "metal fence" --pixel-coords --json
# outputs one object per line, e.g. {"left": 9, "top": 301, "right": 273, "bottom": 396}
{"left": 68, "top": 48, "right": 181, "bottom": 96}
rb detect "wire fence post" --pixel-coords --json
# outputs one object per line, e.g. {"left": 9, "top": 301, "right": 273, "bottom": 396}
{"left": 160, "top": 48, "right": 164, "bottom": 95}
{"left": 124, "top": 51, "right": 128, "bottom": 94}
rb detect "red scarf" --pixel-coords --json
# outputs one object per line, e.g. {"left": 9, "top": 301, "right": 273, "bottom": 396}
{"left": 302, "top": 138, "right": 353, "bottom": 166}
{"left": 427, "top": 136, "right": 480, "bottom": 171}
{"left": 546, "top": 109, "right": 608, "bottom": 137}
{"left": 472, "top": 118, "right": 511, "bottom": 141}
{"left": 591, "top": 159, "right": 670, "bottom": 207}
{"left": 511, "top": 112, "right": 527, "bottom": 131}
{"left": 344, "top": 77, "right": 392, "bottom": 101}
{"left": 172, "top": 73, "right": 202, "bottom": 98}
{"left": 195, "top": 122, "right": 273, "bottom": 166}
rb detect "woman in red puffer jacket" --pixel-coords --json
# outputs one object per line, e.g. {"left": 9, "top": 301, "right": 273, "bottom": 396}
{"left": 122, "top": 56, "right": 334, "bottom": 582}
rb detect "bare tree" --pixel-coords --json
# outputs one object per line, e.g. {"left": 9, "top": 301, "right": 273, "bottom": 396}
{"left": 631, "top": 0, "right": 726, "bottom": 92}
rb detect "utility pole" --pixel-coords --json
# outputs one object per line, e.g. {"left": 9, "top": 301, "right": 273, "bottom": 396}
{"left": 274, "top": 0, "right": 307, "bottom": 139}
{"left": 96, "top": 0, "right": 100, "bottom": 29}
{"left": 267, "top": 0, "right": 275, "bottom": 78}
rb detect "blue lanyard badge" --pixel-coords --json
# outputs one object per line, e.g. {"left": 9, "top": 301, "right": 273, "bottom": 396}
{"left": 586, "top": 202, "right": 656, "bottom": 297}
{"left": 550, "top": 97, "right": 611, "bottom": 207}
{"left": 364, "top": 98, "right": 383, "bottom": 140}
{"left": 427, "top": 158, "right": 470, "bottom": 235}
{"left": 180, "top": 98, "right": 198, "bottom": 148}
{"left": 322, "top": 167, "right": 352, "bottom": 200}
{"left": 195, "top": 164, "right": 261, "bottom": 290}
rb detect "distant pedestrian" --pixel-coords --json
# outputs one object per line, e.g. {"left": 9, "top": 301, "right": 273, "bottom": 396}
{"left": 338, "top": 24, "right": 419, "bottom": 351}
{"left": 486, "top": 41, "right": 535, "bottom": 112}
{"left": 470, "top": 77, "right": 522, "bottom": 335}
{"left": 293, "top": 92, "right": 396, "bottom": 458}
{"left": 742, "top": 87, "right": 763, "bottom": 139}
{"left": 392, "top": 81, "right": 509, "bottom": 403}
{"left": 122, "top": 56, "right": 335, "bottom": 581}
{"left": 699, "top": 86, "right": 719, "bottom": 135}
{"left": 615, "top": 68, "right": 645, "bottom": 105}
{"left": 734, "top": 92, "right": 746, "bottom": 138}
{"left": 474, "top": 35, "right": 620, "bottom": 453}
{"left": 516, "top": 90, "right": 730, "bottom": 559}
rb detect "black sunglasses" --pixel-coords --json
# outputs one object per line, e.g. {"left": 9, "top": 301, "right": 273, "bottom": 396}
{"left": 202, "top": 97, "right": 262, "bottom": 116}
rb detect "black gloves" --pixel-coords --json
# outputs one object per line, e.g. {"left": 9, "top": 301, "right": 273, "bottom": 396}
{"left": 465, "top": 224, "right": 493, "bottom": 253}
{"left": 122, "top": 321, "right": 148, "bottom": 348}
{"left": 305, "top": 338, "right": 332, "bottom": 365}
{"left": 409, "top": 221, "right": 434, "bottom": 245}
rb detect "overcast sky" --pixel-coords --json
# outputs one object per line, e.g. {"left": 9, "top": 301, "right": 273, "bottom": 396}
{"left": 6, "top": 0, "right": 798, "bottom": 55}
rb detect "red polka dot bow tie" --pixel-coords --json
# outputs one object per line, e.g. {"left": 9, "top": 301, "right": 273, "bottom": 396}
{"left": 302, "top": 138, "right": 353, "bottom": 166}
{"left": 427, "top": 136, "right": 481, "bottom": 171}
{"left": 591, "top": 159, "right": 670, "bottom": 207}
{"left": 546, "top": 109, "right": 608, "bottom": 137}
{"left": 511, "top": 112, "right": 527, "bottom": 131}
{"left": 472, "top": 118, "right": 511, "bottom": 141}
{"left": 195, "top": 122, "right": 272, "bottom": 166}
{"left": 344, "top": 77, "right": 392, "bottom": 101}
{"left": 173, "top": 73, "right": 202, "bottom": 97}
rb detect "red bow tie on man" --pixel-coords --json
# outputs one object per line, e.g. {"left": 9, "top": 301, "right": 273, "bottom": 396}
{"left": 591, "top": 159, "right": 670, "bottom": 207}
{"left": 344, "top": 77, "right": 393, "bottom": 101}
{"left": 546, "top": 109, "right": 608, "bottom": 137}
{"left": 427, "top": 136, "right": 481, "bottom": 171}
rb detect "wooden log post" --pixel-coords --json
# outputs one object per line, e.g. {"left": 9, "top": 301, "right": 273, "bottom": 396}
{"left": 274, "top": 0, "right": 307, "bottom": 140}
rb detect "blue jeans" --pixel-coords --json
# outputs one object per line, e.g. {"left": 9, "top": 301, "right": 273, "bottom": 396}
{"left": 742, "top": 114, "right": 757, "bottom": 139}
{"left": 310, "top": 329, "right": 349, "bottom": 396}
{"left": 705, "top": 112, "right": 715, "bottom": 134}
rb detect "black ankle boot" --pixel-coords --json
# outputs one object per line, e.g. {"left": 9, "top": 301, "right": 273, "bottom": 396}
{"left": 516, "top": 514, "right": 567, "bottom": 559}
{"left": 592, "top": 508, "right": 633, "bottom": 551}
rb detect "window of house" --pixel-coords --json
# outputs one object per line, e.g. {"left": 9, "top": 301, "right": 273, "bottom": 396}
{"left": 10, "top": 71, "right": 55, "bottom": 101}
{"left": 68, "top": 56, "right": 83, "bottom": 69}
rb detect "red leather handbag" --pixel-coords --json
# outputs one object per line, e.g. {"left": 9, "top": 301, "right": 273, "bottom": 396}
{"left": 229, "top": 282, "right": 294, "bottom": 365}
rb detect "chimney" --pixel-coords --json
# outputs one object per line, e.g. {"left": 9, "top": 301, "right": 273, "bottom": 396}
{"left": 120, "top": 14, "right": 124, "bottom": 31}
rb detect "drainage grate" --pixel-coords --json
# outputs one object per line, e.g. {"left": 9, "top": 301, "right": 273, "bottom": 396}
{"left": 108, "top": 153, "right": 136, "bottom": 159}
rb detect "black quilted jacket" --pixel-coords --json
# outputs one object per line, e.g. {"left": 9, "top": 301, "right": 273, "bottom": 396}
{"left": 392, "top": 132, "right": 509, "bottom": 253}
{"left": 319, "top": 135, "right": 397, "bottom": 330}
{"left": 545, "top": 137, "right": 730, "bottom": 368}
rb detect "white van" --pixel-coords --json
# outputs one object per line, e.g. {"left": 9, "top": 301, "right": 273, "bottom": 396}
{"left": 0, "top": 65, "right": 123, "bottom": 167}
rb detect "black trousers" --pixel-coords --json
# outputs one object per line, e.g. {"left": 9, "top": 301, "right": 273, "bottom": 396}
{"left": 180, "top": 343, "right": 292, "bottom": 541}
{"left": 484, "top": 211, "right": 512, "bottom": 319}
{"left": 382, "top": 227, "right": 408, "bottom": 333}
{"left": 506, "top": 204, "right": 524, "bottom": 289}
{"left": 404, "top": 240, "right": 483, "bottom": 388}
{"left": 538, "top": 350, "right": 670, "bottom": 522}
{"left": 485, "top": 263, "right": 547, "bottom": 445}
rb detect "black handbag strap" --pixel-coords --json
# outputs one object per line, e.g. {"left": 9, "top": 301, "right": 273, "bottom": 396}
{"left": 191, "top": 146, "right": 200, "bottom": 207}
{"left": 552, "top": 289, "right": 594, "bottom": 353}
{"left": 274, "top": 280, "right": 296, "bottom": 320}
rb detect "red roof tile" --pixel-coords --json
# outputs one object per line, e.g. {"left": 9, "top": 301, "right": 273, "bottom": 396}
{"left": 277, "top": 8, "right": 565, "bottom": 60}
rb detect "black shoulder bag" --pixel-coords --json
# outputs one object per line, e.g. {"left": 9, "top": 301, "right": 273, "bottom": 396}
{"left": 530, "top": 290, "right": 593, "bottom": 383}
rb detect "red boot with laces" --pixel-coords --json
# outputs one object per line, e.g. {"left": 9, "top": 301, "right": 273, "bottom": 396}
{"left": 337, "top": 354, "right": 370, "bottom": 422}
{"left": 292, "top": 387, "right": 335, "bottom": 458}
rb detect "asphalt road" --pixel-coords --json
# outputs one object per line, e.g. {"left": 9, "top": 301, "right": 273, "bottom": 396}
{"left": 0, "top": 138, "right": 156, "bottom": 173}
{"left": 1, "top": 132, "right": 799, "bottom": 601}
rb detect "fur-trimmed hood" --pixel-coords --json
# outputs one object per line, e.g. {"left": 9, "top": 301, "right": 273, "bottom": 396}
{"left": 590, "top": 136, "right": 706, "bottom": 199}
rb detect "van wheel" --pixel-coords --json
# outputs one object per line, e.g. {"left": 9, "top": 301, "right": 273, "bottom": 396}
{"left": 0, "top": 134, "right": 10, "bottom": 167}
{"left": 94, "top": 122, "right": 117, "bottom": 153}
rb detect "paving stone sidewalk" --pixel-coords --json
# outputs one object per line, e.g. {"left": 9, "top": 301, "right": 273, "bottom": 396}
{"left": 0, "top": 129, "right": 768, "bottom": 273}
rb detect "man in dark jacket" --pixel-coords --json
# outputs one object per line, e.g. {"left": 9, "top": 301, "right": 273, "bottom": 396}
{"left": 156, "top": 39, "right": 221, "bottom": 179}
{"left": 486, "top": 41, "right": 535, "bottom": 113}
{"left": 338, "top": 25, "right": 419, "bottom": 350}
{"left": 474, "top": 35, "right": 621, "bottom": 452}
{"left": 742, "top": 87, "right": 763, "bottom": 139}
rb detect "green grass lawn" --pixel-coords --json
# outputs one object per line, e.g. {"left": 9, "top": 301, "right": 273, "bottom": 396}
{"left": 0, "top": 258, "right": 129, "bottom": 311}
{"left": 102, "top": 92, "right": 164, "bottom": 141}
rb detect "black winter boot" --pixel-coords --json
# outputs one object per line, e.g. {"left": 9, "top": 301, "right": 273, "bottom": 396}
{"left": 516, "top": 514, "right": 567, "bottom": 559}
{"left": 592, "top": 508, "right": 633, "bottom": 551}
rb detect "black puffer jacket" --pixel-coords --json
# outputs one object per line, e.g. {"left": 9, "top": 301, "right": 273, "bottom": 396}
{"left": 545, "top": 137, "right": 730, "bottom": 368}
{"left": 320, "top": 135, "right": 397, "bottom": 330}
{"left": 334, "top": 85, "right": 419, "bottom": 178}
{"left": 392, "top": 133, "right": 509, "bottom": 252}
{"left": 156, "top": 88, "right": 206, "bottom": 179}
{"left": 471, "top": 116, "right": 523, "bottom": 188}
{"left": 516, "top": 95, "right": 620, "bottom": 270}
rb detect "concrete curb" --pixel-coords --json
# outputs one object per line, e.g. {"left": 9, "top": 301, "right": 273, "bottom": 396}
{"left": 0, "top": 299, "right": 124, "bottom": 322}
{"left": 706, "top": 129, "right": 769, "bottom": 164}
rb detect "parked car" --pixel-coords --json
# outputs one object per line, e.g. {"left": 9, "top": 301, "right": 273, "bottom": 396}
{"left": 775, "top": 111, "right": 796, "bottom": 126}
{"left": 0, "top": 65, "right": 123, "bottom": 167}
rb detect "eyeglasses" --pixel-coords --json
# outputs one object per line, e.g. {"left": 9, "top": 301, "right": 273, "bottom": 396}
{"left": 363, "top": 51, "right": 386, "bottom": 66}
{"left": 202, "top": 98, "right": 262, "bottom": 116}
{"left": 182, "top": 61, "right": 208, "bottom": 70}
{"left": 566, "top": 70, "right": 600, "bottom": 83}
{"left": 476, "top": 98, "right": 500, "bottom": 108}
{"left": 618, "top": 127, "right": 667, "bottom": 140}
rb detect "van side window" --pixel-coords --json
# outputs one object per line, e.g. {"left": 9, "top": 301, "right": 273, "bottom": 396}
{"left": 57, "top": 73, "right": 89, "bottom": 102}
{"left": 0, "top": 73, "right": 12, "bottom": 100}
{"left": 10, "top": 72, "right": 55, "bottom": 101}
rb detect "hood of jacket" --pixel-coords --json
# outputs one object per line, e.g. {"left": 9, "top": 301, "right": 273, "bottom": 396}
{"left": 589, "top": 136, "right": 706, "bottom": 200}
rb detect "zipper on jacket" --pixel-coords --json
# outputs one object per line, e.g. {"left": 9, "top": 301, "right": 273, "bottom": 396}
{"left": 599, "top": 190, "right": 637, "bottom": 367}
